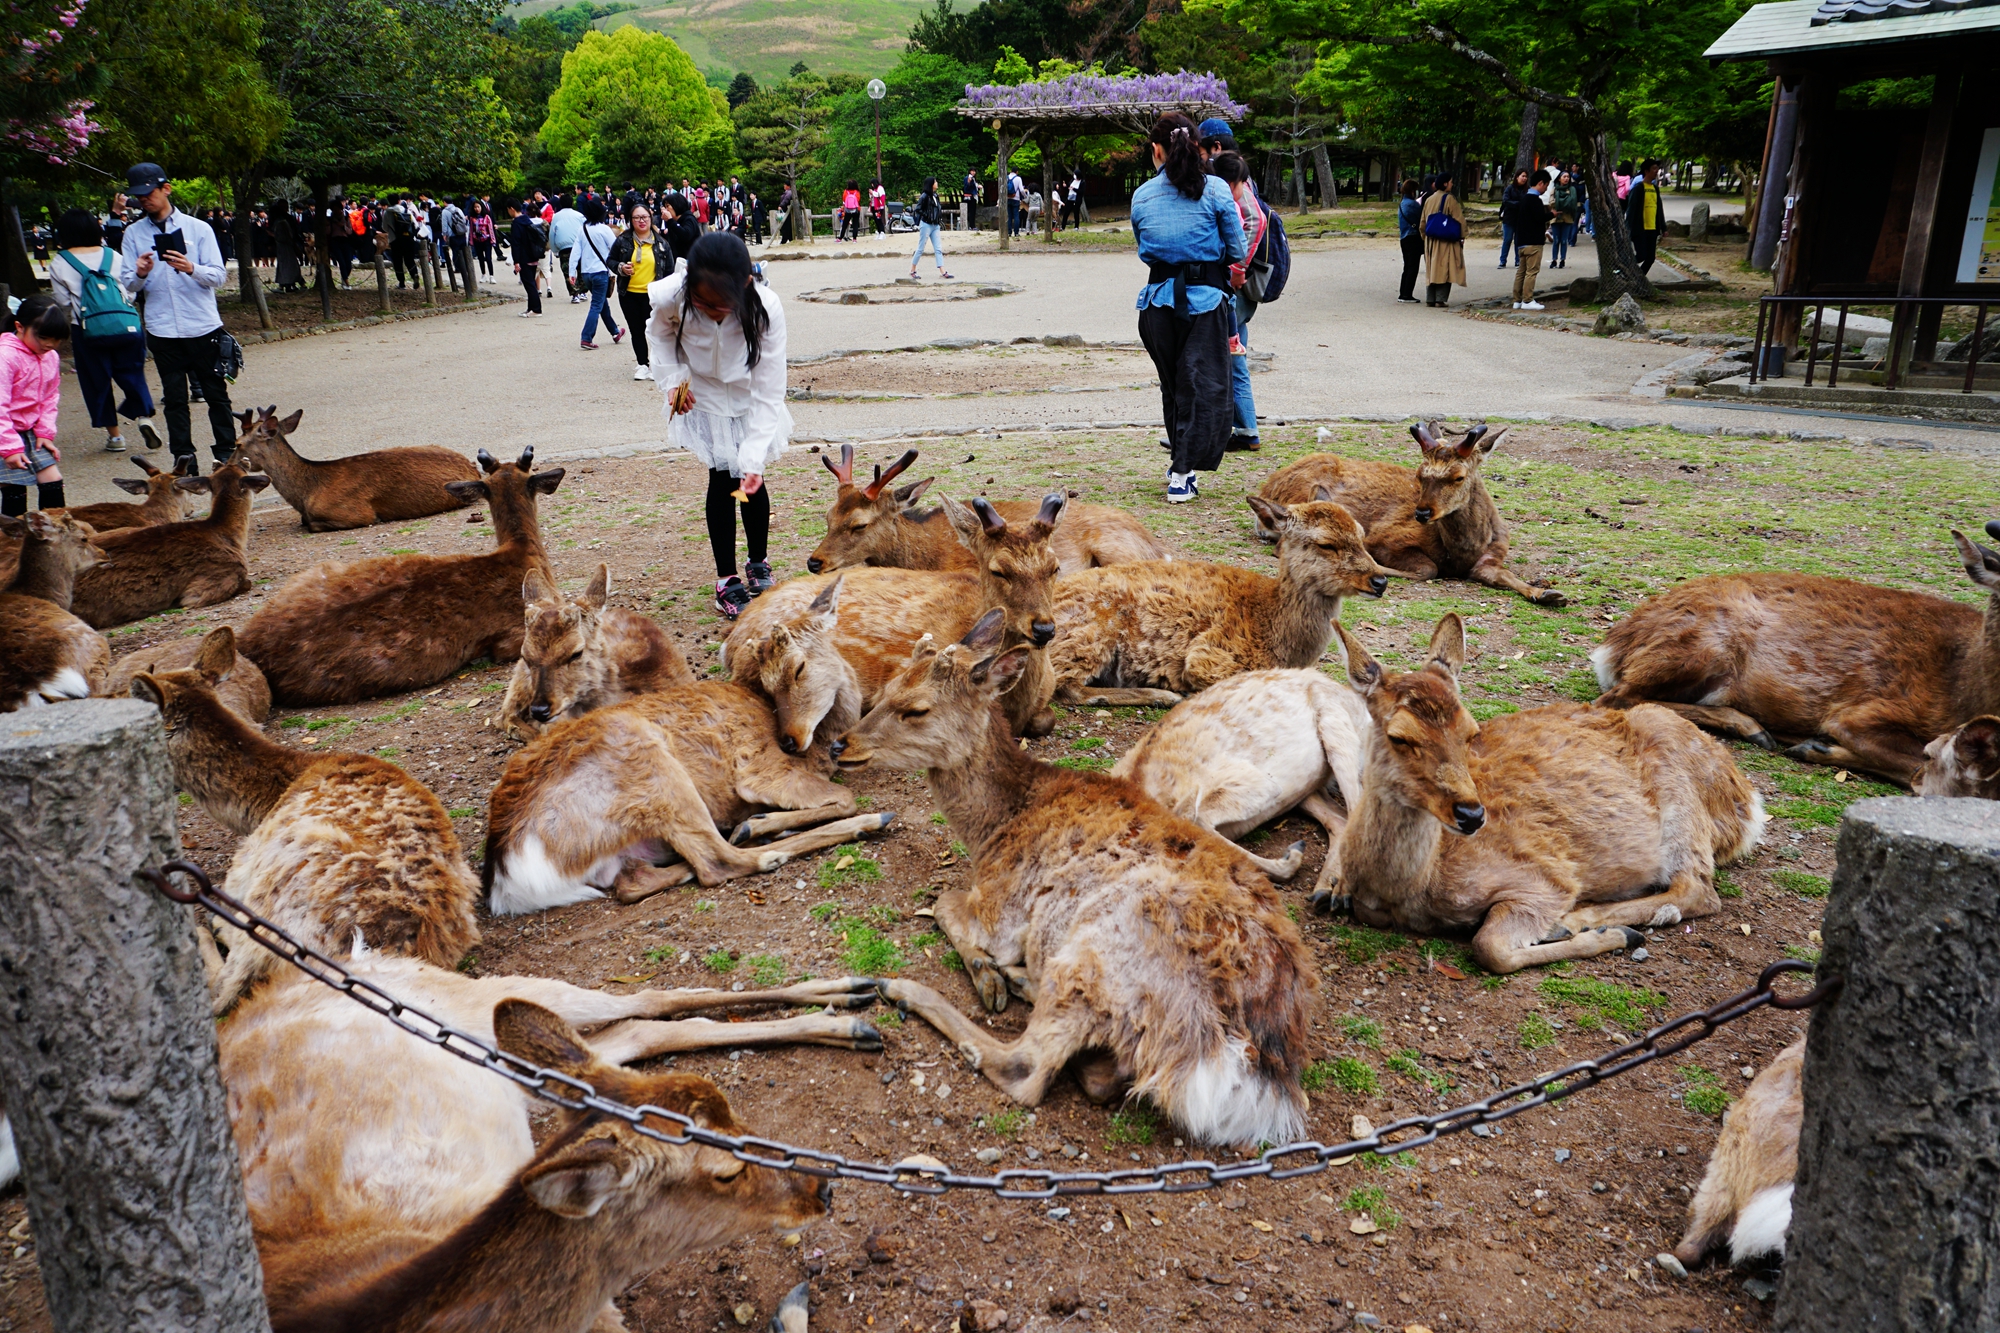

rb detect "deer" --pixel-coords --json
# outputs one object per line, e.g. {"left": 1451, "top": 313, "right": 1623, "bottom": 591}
{"left": 1674, "top": 1038, "right": 1804, "bottom": 1268}
{"left": 727, "top": 577, "right": 866, "bottom": 756}
{"left": 1111, "top": 667, "right": 1370, "bottom": 900}
{"left": 129, "top": 627, "right": 480, "bottom": 1014}
{"left": 1255, "top": 422, "right": 1566, "bottom": 607}
{"left": 483, "top": 665, "right": 891, "bottom": 914}
{"left": 729, "top": 494, "right": 1065, "bottom": 737}
{"left": 68, "top": 461, "right": 270, "bottom": 629}
{"left": 103, "top": 635, "right": 271, "bottom": 722}
{"left": 0, "top": 511, "right": 110, "bottom": 712}
{"left": 1047, "top": 494, "right": 1393, "bottom": 707}
{"left": 59, "top": 453, "right": 203, "bottom": 533}
{"left": 1330, "top": 613, "right": 1766, "bottom": 972}
{"left": 805, "top": 445, "right": 1165, "bottom": 576}
{"left": 834, "top": 610, "right": 1319, "bottom": 1148}
{"left": 1591, "top": 523, "right": 2000, "bottom": 787}
{"left": 499, "top": 564, "right": 694, "bottom": 740}
{"left": 1915, "top": 716, "right": 2000, "bottom": 799}
{"left": 228, "top": 405, "right": 481, "bottom": 531}
{"left": 236, "top": 446, "right": 563, "bottom": 706}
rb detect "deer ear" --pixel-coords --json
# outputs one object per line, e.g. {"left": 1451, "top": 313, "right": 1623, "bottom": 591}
{"left": 176, "top": 477, "right": 214, "bottom": 494}
{"left": 528, "top": 468, "right": 566, "bottom": 496}
{"left": 971, "top": 645, "right": 1032, "bottom": 694}
{"left": 1310, "top": 484, "right": 1335, "bottom": 503}
{"left": 240, "top": 474, "right": 272, "bottom": 493}
{"left": 493, "top": 998, "right": 598, "bottom": 1076}
{"left": 521, "top": 566, "right": 554, "bottom": 603}
{"left": 960, "top": 607, "right": 1006, "bottom": 654}
{"left": 112, "top": 477, "right": 150, "bottom": 495}
{"left": 1246, "top": 495, "right": 1289, "bottom": 531}
{"left": 807, "top": 574, "right": 843, "bottom": 618}
{"left": 1952, "top": 530, "right": 2000, "bottom": 591}
{"left": 1476, "top": 426, "right": 1506, "bottom": 455}
{"left": 521, "top": 1137, "right": 640, "bottom": 1220}
{"left": 1336, "top": 623, "right": 1382, "bottom": 694}
{"left": 0, "top": 514, "right": 23, "bottom": 537}
{"left": 194, "top": 628, "right": 237, "bottom": 683}
{"left": 582, "top": 564, "right": 610, "bottom": 608}
{"left": 129, "top": 673, "right": 165, "bottom": 708}
{"left": 1426, "top": 613, "right": 1467, "bottom": 681}
{"left": 279, "top": 409, "right": 304, "bottom": 434}
{"left": 445, "top": 479, "right": 489, "bottom": 503}
{"left": 893, "top": 476, "right": 936, "bottom": 506}
{"left": 939, "top": 495, "right": 981, "bottom": 545}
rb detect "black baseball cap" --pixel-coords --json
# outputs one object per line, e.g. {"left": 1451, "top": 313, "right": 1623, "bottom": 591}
{"left": 127, "top": 162, "right": 169, "bottom": 195}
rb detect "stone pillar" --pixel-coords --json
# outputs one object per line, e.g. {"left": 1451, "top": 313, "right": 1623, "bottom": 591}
{"left": 1689, "top": 201, "right": 1710, "bottom": 243}
{"left": 1774, "top": 797, "right": 2000, "bottom": 1332}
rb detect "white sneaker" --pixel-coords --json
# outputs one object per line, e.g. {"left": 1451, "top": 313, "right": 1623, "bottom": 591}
{"left": 1512, "top": 302, "right": 1523, "bottom": 309}
{"left": 1522, "top": 301, "right": 1545, "bottom": 311}
{"left": 633, "top": 365, "right": 653, "bottom": 381}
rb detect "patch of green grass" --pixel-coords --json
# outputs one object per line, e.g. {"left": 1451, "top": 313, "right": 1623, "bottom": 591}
{"left": 987, "top": 1107, "right": 1027, "bottom": 1137}
{"left": 1070, "top": 736, "right": 1107, "bottom": 751}
{"left": 1782, "top": 943, "right": 1821, "bottom": 964}
{"left": 375, "top": 746, "right": 401, "bottom": 757}
{"left": 1303, "top": 1056, "right": 1379, "bottom": 1097}
{"left": 1107, "top": 1102, "right": 1159, "bottom": 1146}
{"left": 1338, "top": 1015, "right": 1382, "bottom": 1049}
{"left": 1681, "top": 1064, "right": 1732, "bottom": 1117}
{"left": 1466, "top": 698, "right": 1520, "bottom": 720}
{"left": 929, "top": 811, "right": 948, "bottom": 825}
{"left": 1051, "top": 755, "right": 1115, "bottom": 772}
{"left": 745, "top": 954, "right": 788, "bottom": 987}
{"left": 1342, "top": 1185, "right": 1400, "bottom": 1228}
{"left": 177, "top": 791, "right": 194, "bottom": 806}
{"left": 941, "top": 948, "right": 964, "bottom": 971}
{"left": 692, "top": 899, "right": 716, "bottom": 913}
{"left": 447, "top": 806, "right": 476, "bottom": 818}
{"left": 866, "top": 904, "right": 899, "bottom": 926}
{"left": 456, "top": 953, "right": 478, "bottom": 973}
{"left": 908, "top": 930, "right": 944, "bottom": 951}
{"left": 1358, "top": 1150, "right": 1418, "bottom": 1173}
{"left": 1715, "top": 868, "right": 1743, "bottom": 899}
{"left": 827, "top": 915, "right": 904, "bottom": 974}
{"left": 1537, "top": 975, "right": 1665, "bottom": 1029}
{"left": 277, "top": 716, "right": 307, "bottom": 728}
{"left": 385, "top": 547, "right": 419, "bottom": 555}
{"left": 1332, "top": 923, "right": 1409, "bottom": 964}
{"left": 304, "top": 717, "right": 345, "bottom": 731}
{"left": 643, "top": 943, "right": 677, "bottom": 964}
{"left": 809, "top": 901, "right": 841, "bottom": 921}
{"left": 1772, "top": 868, "right": 1830, "bottom": 899}
{"left": 950, "top": 840, "right": 969, "bottom": 860}
{"left": 854, "top": 794, "right": 873, "bottom": 810}
{"left": 816, "top": 852, "right": 882, "bottom": 888}
{"left": 703, "top": 950, "right": 738, "bottom": 974}
{"left": 1519, "top": 1013, "right": 1558, "bottom": 1050}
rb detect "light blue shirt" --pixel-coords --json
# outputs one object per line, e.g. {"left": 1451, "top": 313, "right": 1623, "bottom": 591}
{"left": 549, "top": 207, "right": 584, "bottom": 252}
{"left": 119, "top": 207, "right": 226, "bottom": 339}
{"left": 568, "top": 223, "right": 617, "bottom": 280}
{"left": 1130, "top": 171, "right": 1245, "bottom": 316}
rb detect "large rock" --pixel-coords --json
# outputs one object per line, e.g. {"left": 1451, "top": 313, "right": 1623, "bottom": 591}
{"left": 1567, "top": 275, "right": 1599, "bottom": 304}
{"left": 1593, "top": 293, "right": 1647, "bottom": 336}
{"left": 1689, "top": 202, "right": 1710, "bottom": 243}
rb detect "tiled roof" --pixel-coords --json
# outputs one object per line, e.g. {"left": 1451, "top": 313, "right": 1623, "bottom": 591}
{"left": 1707, "top": 0, "right": 2000, "bottom": 55}
{"left": 1813, "top": 0, "right": 1998, "bottom": 24}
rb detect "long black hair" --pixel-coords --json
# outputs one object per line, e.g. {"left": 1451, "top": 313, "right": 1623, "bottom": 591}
{"left": 1147, "top": 112, "right": 1206, "bottom": 200}
{"left": 678, "top": 231, "right": 768, "bottom": 368}
{"left": 11, "top": 293, "right": 70, "bottom": 343}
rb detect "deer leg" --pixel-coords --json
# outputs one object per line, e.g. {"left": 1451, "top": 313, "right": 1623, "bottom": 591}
{"left": 1058, "top": 685, "right": 1183, "bottom": 707}
{"left": 181, "top": 571, "right": 252, "bottom": 609}
{"left": 456, "top": 974, "right": 880, "bottom": 1033}
{"left": 1069, "top": 1049, "right": 1131, "bottom": 1105}
{"left": 1300, "top": 790, "right": 1349, "bottom": 902}
{"left": 1183, "top": 630, "right": 1244, "bottom": 693}
{"left": 877, "top": 978, "right": 1087, "bottom": 1107}
{"left": 1469, "top": 899, "right": 1644, "bottom": 975}
{"left": 728, "top": 767, "right": 858, "bottom": 843}
{"left": 588, "top": 1011, "right": 883, "bottom": 1063}
{"left": 1561, "top": 868, "right": 1722, "bottom": 932}
{"left": 930, "top": 888, "right": 1016, "bottom": 1013}
{"left": 611, "top": 860, "right": 695, "bottom": 901}
{"left": 1238, "top": 841, "right": 1305, "bottom": 882}
{"left": 1610, "top": 698, "right": 1780, "bottom": 750}
{"left": 1796, "top": 706, "right": 1929, "bottom": 786}
{"left": 1470, "top": 554, "right": 1566, "bottom": 607}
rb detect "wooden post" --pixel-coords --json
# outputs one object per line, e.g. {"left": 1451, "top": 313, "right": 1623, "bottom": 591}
{"left": 374, "top": 233, "right": 393, "bottom": 314}
{"left": 0, "top": 701, "right": 270, "bottom": 1333}
{"left": 1890, "top": 67, "right": 1960, "bottom": 370}
{"left": 420, "top": 239, "right": 437, "bottom": 307}
{"left": 996, "top": 121, "right": 1011, "bottom": 252}
{"left": 1774, "top": 797, "right": 2000, "bottom": 1331}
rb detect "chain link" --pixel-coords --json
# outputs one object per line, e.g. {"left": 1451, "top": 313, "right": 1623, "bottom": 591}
{"left": 145, "top": 858, "right": 1839, "bottom": 1198}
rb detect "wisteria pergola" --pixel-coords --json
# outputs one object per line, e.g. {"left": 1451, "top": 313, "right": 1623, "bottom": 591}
{"left": 955, "top": 72, "right": 1248, "bottom": 249}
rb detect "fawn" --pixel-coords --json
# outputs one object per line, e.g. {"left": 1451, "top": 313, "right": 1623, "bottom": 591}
{"left": 1675, "top": 1039, "right": 1803, "bottom": 1267}
{"left": 806, "top": 445, "right": 1165, "bottom": 576}
{"left": 237, "top": 446, "right": 563, "bottom": 706}
{"left": 1592, "top": 524, "right": 2000, "bottom": 786}
{"left": 1915, "top": 716, "right": 2000, "bottom": 799}
{"left": 499, "top": 564, "right": 694, "bottom": 740}
{"left": 0, "top": 511, "right": 109, "bottom": 711}
{"left": 130, "top": 627, "right": 480, "bottom": 1014}
{"left": 835, "top": 611, "right": 1318, "bottom": 1147}
{"left": 230, "top": 405, "right": 481, "bottom": 531}
{"left": 1112, "top": 666, "right": 1370, "bottom": 899}
{"left": 726, "top": 576, "right": 865, "bottom": 756}
{"left": 69, "top": 461, "right": 270, "bottom": 628}
{"left": 59, "top": 453, "right": 201, "bottom": 533}
{"left": 1256, "top": 422, "right": 1565, "bottom": 607}
{"left": 1048, "top": 493, "right": 1391, "bottom": 706}
{"left": 1333, "top": 613, "right": 1765, "bottom": 972}
{"left": 104, "top": 634, "right": 271, "bottom": 722}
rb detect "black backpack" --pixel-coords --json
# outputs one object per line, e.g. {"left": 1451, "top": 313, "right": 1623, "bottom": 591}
{"left": 1256, "top": 205, "right": 1291, "bottom": 304}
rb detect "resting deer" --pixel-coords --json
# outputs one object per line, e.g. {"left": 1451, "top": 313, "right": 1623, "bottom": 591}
{"left": 1916, "top": 716, "right": 2000, "bottom": 799}
{"left": 237, "top": 446, "right": 562, "bottom": 706}
{"left": 104, "top": 635, "right": 271, "bottom": 722}
{"left": 1256, "top": 422, "right": 1565, "bottom": 607}
{"left": 836, "top": 611, "right": 1318, "bottom": 1148}
{"left": 59, "top": 453, "right": 201, "bottom": 533}
{"left": 1674, "top": 1039, "right": 1803, "bottom": 1268}
{"left": 1112, "top": 667, "right": 1369, "bottom": 898}
{"left": 69, "top": 461, "right": 270, "bottom": 628}
{"left": 229, "top": 405, "right": 480, "bottom": 531}
{"left": 730, "top": 494, "right": 1065, "bottom": 737}
{"left": 728, "top": 577, "right": 866, "bottom": 755}
{"left": 1331, "top": 614, "right": 1765, "bottom": 971}
{"left": 483, "top": 664, "right": 890, "bottom": 914}
{"left": 130, "top": 627, "right": 479, "bottom": 1014}
{"left": 805, "top": 445, "right": 1165, "bottom": 576}
{"left": 1048, "top": 494, "right": 1392, "bottom": 706}
{"left": 499, "top": 564, "right": 694, "bottom": 740}
{"left": 0, "top": 511, "right": 109, "bottom": 712}
{"left": 1591, "top": 524, "right": 2000, "bottom": 786}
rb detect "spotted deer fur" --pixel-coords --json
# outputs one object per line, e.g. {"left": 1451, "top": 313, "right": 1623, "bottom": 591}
{"left": 1675, "top": 1039, "right": 1804, "bottom": 1267}
{"left": 0, "top": 511, "right": 109, "bottom": 711}
{"left": 499, "top": 564, "right": 694, "bottom": 740}
{"left": 229, "top": 405, "right": 480, "bottom": 532}
{"left": 69, "top": 461, "right": 271, "bottom": 628}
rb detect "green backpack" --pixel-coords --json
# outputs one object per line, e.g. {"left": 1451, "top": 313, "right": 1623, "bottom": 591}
{"left": 58, "top": 249, "right": 142, "bottom": 338}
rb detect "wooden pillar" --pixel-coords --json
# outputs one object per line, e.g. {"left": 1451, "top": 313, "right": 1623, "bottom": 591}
{"left": 1750, "top": 76, "right": 1800, "bottom": 272}
{"left": 1890, "top": 67, "right": 1961, "bottom": 371}
{"left": 0, "top": 702, "right": 270, "bottom": 1333}
{"left": 374, "top": 233, "right": 393, "bottom": 314}
{"left": 1775, "top": 797, "right": 2000, "bottom": 1331}
{"left": 995, "top": 121, "right": 1011, "bottom": 252}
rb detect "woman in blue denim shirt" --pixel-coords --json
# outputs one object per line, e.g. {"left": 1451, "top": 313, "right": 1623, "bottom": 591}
{"left": 1130, "top": 112, "right": 1245, "bottom": 503}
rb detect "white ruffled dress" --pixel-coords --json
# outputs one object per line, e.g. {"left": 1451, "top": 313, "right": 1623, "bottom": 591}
{"left": 646, "top": 260, "right": 793, "bottom": 478}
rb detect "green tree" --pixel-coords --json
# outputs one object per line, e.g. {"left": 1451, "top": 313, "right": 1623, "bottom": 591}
{"left": 734, "top": 70, "right": 836, "bottom": 233}
{"left": 727, "top": 71, "right": 759, "bottom": 108}
{"left": 542, "top": 26, "right": 737, "bottom": 185}
{"left": 803, "top": 52, "right": 984, "bottom": 200}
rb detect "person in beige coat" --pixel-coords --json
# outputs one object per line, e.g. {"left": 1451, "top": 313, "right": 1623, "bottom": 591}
{"left": 1420, "top": 174, "right": 1466, "bottom": 307}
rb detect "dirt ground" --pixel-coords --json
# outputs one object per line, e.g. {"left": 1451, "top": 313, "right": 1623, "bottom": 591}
{"left": 2, "top": 418, "right": 1988, "bottom": 1333}
{"left": 792, "top": 344, "right": 1160, "bottom": 399}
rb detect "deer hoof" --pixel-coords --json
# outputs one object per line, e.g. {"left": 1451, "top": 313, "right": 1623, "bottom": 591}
{"left": 1616, "top": 927, "right": 1646, "bottom": 951}
{"left": 1785, "top": 738, "right": 1832, "bottom": 761}
{"left": 729, "top": 819, "right": 756, "bottom": 846}
{"left": 851, "top": 1019, "right": 884, "bottom": 1051}
{"left": 1647, "top": 905, "right": 1682, "bottom": 928}
{"left": 968, "top": 959, "right": 1009, "bottom": 1013}
{"left": 1533, "top": 588, "right": 1568, "bottom": 608}
{"left": 1308, "top": 889, "right": 1349, "bottom": 916}
{"left": 1538, "top": 923, "right": 1575, "bottom": 944}
{"left": 1747, "top": 730, "right": 1780, "bottom": 751}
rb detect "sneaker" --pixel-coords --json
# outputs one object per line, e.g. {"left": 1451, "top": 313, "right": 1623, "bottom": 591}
{"left": 713, "top": 575, "right": 753, "bottom": 618}
{"left": 1398, "top": 295, "right": 1420, "bottom": 302}
{"left": 939, "top": 270, "right": 954, "bottom": 279}
{"left": 633, "top": 365, "right": 653, "bottom": 381}
{"left": 580, "top": 340, "right": 598, "bottom": 351}
{"left": 1166, "top": 473, "right": 1194, "bottom": 504}
{"left": 104, "top": 435, "right": 126, "bottom": 453}
{"left": 1512, "top": 302, "right": 1523, "bottom": 309}
{"left": 611, "top": 327, "right": 626, "bottom": 345}
{"left": 1225, "top": 435, "right": 1261, "bottom": 452}
{"left": 136, "top": 419, "right": 162, "bottom": 452}
{"left": 1188, "top": 472, "right": 1200, "bottom": 497}
{"left": 1522, "top": 301, "right": 1545, "bottom": 311}
{"left": 518, "top": 310, "right": 536, "bottom": 318}
{"left": 571, "top": 294, "right": 584, "bottom": 304}
{"left": 1157, "top": 435, "right": 1172, "bottom": 452}
{"left": 744, "top": 560, "right": 776, "bottom": 595}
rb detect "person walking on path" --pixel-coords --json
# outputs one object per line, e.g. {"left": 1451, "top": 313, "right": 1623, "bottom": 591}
{"left": 1131, "top": 112, "right": 1245, "bottom": 504}
{"left": 838, "top": 181, "right": 861, "bottom": 241}
{"left": 50, "top": 208, "right": 158, "bottom": 454}
{"left": 1625, "top": 160, "right": 1665, "bottom": 275}
{"left": 909, "top": 177, "right": 952, "bottom": 278}
{"left": 962, "top": 168, "right": 980, "bottom": 229}
{"left": 568, "top": 198, "right": 625, "bottom": 351}
{"left": 1504, "top": 170, "right": 1551, "bottom": 310}
{"left": 119, "top": 163, "right": 236, "bottom": 472}
{"left": 1396, "top": 178, "right": 1424, "bottom": 302}
{"left": 549, "top": 195, "right": 585, "bottom": 303}
{"left": 507, "top": 199, "right": 546, "bottom": 317}
{"left": 1497, "top": 169, "right": 1529, "bottom": 269}
{"left": 1420, "top": 173, "right": 1466, "bottom": 308}
{"left": 648, "top": 232, "right": 793, "bottom": 619}
{"left": 1, "top": 295, "right": 71, "bottom": 516}
{"left": 610, "top": 203, "right": 671, "bottom": 381}
{"left": 382, "top": 195, "right": 420, "bottom": 289}
{"left": 1548, "top": 171, "right": 1579, "bottom": 269}
{"left": 470, "top": 201, "right": 496, "bottom": 279}
{"left": 661, "top": 194, "right": 702, "bottom": 263}
{"left": 1208, "top": 149, "right": 1263, "bottom": 454}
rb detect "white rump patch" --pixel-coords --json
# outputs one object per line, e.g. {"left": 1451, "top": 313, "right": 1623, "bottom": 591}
{"left": 37, "top": 669, "right": 91, "bottom": 702}
{"left": 1729, "top": 791, "right": 1770, "bottom": 863}
{"left": 0, "top": 1116, "right": 17, "bottom": 1191}
{"left": 1729, "top": 1183, "right": 1793, "bottom": 1263}
{"left": 1166, "top": 1041, "right": 1305, "bottom": 1148}
{"left": 488, "top": 832, "right": 607, "bottom": 917}
{"left": 1588, "top": 644, "right": 1617, "bottom": 693}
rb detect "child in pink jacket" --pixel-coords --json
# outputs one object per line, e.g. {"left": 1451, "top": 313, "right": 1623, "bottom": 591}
{"left": 1, "top": 294, "right": 69, "bottom": 516}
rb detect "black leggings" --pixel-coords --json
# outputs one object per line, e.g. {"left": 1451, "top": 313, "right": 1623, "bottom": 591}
{"left": 706, "top": 468, "right": 769, "bottom": 578}
{"left": 617, "top": 288, "right": 652, "bottom": 364}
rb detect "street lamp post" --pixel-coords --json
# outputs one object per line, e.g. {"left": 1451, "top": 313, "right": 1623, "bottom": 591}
{"left": 868, "top": 78, "right": 885, "bottom": 232}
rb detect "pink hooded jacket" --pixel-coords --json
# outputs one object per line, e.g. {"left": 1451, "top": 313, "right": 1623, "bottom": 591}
{"left": 0, "top": 330, "right": 59, "bottom": 454}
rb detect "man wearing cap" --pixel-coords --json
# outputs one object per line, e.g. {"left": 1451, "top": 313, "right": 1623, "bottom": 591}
{"left": 1197, "top": 118, "right": 1263, "bottom": 454}
{"left": 119, "top": 163, "right": 236, "bottom": 471}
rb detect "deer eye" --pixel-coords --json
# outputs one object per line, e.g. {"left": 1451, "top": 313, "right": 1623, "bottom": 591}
{"left": 795, "top": 664, "right": 806, "bottom": 680}
{"left": 565, "top": 651, "right": 584, "bottom": 665}
{"left": 901, "top": 708, "right": 930, "bottom": 721}
{"left": 1387, "top": 734, "right": 1418, "bottom": 749}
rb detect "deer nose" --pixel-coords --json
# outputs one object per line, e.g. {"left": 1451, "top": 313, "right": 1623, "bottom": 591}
{"left": 1452, "top": 802, "right": 1486, "bottom": 835}
{"left": 1031, "top": 619, "right": 1056, "bottom": 646}
{"left": 1367, "top": 574, "right": 1389, "bottom": 596}
{"left": 806, "top": 557, "right": 824, "bottom": 574}
{"left": 828, "top": 737, "right": 847, "bottom": 761}
{"left": 528, "top": 701, "right": 553, "bottom": 722}
{"left": 1414, "top": 506, "right": 1434, "bottom": 523}
{"left": 778, "top": 732, "right": 800, "bottom": 755}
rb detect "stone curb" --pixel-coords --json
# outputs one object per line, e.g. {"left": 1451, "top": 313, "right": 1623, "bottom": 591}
{"left": 234, "top": 294, "right": 518, "bottom": 345}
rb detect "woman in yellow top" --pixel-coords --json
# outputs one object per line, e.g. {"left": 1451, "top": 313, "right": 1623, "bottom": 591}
{"left": 1420, "top": 172, "right": 1467, "bottom": 308}
{"left": 610, "top": 204, "right": 673, "bottom": 381}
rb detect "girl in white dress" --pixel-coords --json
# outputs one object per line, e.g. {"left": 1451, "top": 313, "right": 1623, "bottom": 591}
{"left": 647, "top": 231, "right": 794, "bottom": 618}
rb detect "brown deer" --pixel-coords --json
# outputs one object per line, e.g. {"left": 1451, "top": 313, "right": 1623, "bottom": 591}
{"left": 68, "top": 461, "right": 271, "bottom": 629}
{"left": 1331, "top": 613, "right": 1765, "bottom": 971}
{"left": 104, "top": 635, "right": 271, "bottom": 722}
{"left": 1591, "top": 525, "right": 2000, "bottom": 786}
{"left": 229, "top": 405, "right": 480, "bottom": 531}
{"left": 237, "top": 446, "right": 562, "bottom": 706}
{"left": 1047, "top": 494, "right": 1392, "bottom": 706}
{"left": 1256, "top": 422, "right": 1565, "bottom": 607}
{"left": 1915, "top": 716, "right": 2000, "bottom": 799}
{"left": 1674, "top": 1039, "right": 1803, "bottom": 1267}
{"left": 805, "top": 445, "right": 1165, "bottom": 576}
{"left": 483, "top": 676, "right": 891, "bottom": 914}
{"left": 729, "top": 494, "right": 1065, "bottom": 737}
{"left": 835, "top": 611, "right": 1318, "bottom": 1148}
{"left": 727, "top": 577, "right": 865, "bottom": 756}
{"left": 130, "top": 627, "right": 480, "bottom": 1014}
{"left": 0, "top": 511, "right": 109, "bottom": 712}
{"left": 499, "top": 564, "right": 694, "bottom": 740}
{"left": 1111, "top": 667, "right": 1370, "bottom": 898}
{"left": 59, "top": 453, "right": 202, "bottom": 533}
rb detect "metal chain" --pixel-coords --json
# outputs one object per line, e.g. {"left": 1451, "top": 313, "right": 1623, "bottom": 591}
{"left": 145, "top": 859, "right": 1839, "bottom": 1198}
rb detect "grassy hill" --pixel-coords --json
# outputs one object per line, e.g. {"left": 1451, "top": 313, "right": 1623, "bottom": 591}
{"left": 511, "top": 0, "right": 933, "bottom": 83}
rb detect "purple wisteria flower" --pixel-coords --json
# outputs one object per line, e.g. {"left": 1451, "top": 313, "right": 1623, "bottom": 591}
{"left": 961, "top": 70, "right": 1248, "bottom": 118}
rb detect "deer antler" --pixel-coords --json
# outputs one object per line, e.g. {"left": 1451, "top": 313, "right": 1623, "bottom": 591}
{"left": 476, "top": 448, "right": 500, "bottom": 474}
{"left": 131, "top": 455, "right": 162, "bottom": 477}
{"left": 1034, "top": 492, "right": 1066, "bottom": 527}
{"left": 1410, "top": 421, "right": 1439, "bottom": 451}
{"left": 861, "top": 449, "right": 919, "bottom": 501}
{"left": 970, "top": 497, "right": 1009, "bottom": 537}
{"left": 821, "top": 443, "right": 855, "bottom": 486}
{"left": 516, "top": 445, "right": 536, "bottom": 471}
